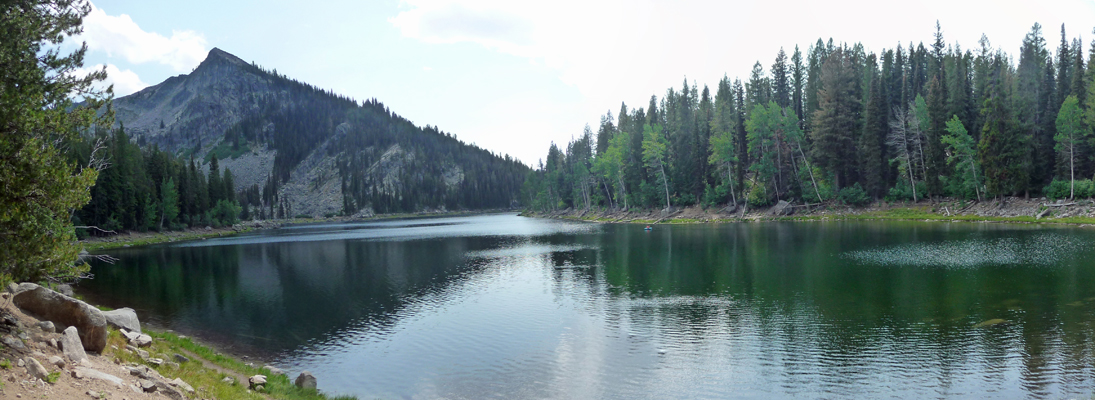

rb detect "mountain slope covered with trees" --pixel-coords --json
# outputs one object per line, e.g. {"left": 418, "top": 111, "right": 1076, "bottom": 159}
{"left": 524, "top": 23, "right": 1095, "bottom": 212}
{"left": 72, "top": 48, "right": 528, "bottom": 233}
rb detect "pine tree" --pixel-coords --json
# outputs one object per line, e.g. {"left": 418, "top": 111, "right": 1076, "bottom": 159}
{"left": 861, "top": 76, "right": 887, "bottom": 198}
{"left": 746, "top": 62, "right": 770, "bottom": 111}
{"left": 0, "top": 0, "right": 110, "bottom": 281}
{"left": 980, "top": 71, "right": 1029, "bottom": 197}
{"left": 811, "top": 48, "right": 861, "bottom": 189}
{"left": 925, "top": 76, "right": 949, "bottom": 198}
{"left": 791, "top": 46, "right": 805, "bottom": 123}
{"left": 771, "top": 48, "right": 791, "bottom": 108}
{"left": 1056, "top": 24, "right": 1072, "bottom": 106}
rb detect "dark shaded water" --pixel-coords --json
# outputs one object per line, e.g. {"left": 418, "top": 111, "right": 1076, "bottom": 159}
{"left": 82, "top": 214, "right": 1095, "bottom": 399}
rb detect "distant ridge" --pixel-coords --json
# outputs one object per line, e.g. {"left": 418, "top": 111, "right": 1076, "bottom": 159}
{"left": 112, "top": 49, "right": 528, "bottom": 217}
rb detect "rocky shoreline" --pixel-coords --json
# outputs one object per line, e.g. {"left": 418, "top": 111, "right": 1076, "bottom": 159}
{"left": 0, "top": 283, "right": 340, "bottom": 400}
{"left": 522, "top": 197, "right": 1095, "bottom": 225}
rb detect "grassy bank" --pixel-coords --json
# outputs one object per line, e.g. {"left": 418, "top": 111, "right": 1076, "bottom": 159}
{"left": 107, "top": 328, "right": 356, "bottom": 400}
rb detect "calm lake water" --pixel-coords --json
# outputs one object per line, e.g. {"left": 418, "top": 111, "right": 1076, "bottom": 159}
{"left": 82, "top": 214, "right": 1095, "bottom": 399}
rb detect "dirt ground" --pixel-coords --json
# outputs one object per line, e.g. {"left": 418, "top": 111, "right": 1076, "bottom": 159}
{"left": 0, "top": 294, "right": 182, "bottom": 400}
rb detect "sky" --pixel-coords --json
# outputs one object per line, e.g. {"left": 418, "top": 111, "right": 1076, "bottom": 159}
{"left": 77, "top": 0, "right": 1095, "bottom": 166}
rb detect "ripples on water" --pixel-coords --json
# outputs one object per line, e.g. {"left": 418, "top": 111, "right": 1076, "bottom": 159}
{"left": 84, "top": 217, "right": 1095, "bottom": 399}
{"left": 843, "top": 233, "right": 1087, "bottom": 268}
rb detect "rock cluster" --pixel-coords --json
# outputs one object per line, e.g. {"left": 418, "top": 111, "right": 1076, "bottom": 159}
{"left": 11, "top": 283, "right": 108, "bottom": 352}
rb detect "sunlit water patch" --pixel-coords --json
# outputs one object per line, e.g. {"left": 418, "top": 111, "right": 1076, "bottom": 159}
{"left": 842, "top": 233, "right": 1089, "bottom": 268}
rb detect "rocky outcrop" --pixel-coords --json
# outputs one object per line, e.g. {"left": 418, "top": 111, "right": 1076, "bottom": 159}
{"left": 12, "top": 283, "right": 108, "bottom": 352}
{"left": 101, "top": 307, "right": 141, "bottom": 333}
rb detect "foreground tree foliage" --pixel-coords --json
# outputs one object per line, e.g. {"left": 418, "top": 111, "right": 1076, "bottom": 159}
{"left": 0, "top": 0, "right": 111, "bottom": 282}
{"left": 523, "top": 21, "right": 1095, "bottom": 211}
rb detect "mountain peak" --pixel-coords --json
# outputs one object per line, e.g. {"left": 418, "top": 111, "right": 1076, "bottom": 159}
{"left": 199, "top": 47, "right": 247, "bottom": 69}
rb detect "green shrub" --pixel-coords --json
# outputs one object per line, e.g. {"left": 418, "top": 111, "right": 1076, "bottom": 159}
{"left": 838, "top": 183, "right": 871, "bottom": 206}
{"left": 1044, "top": 179, "right": 1072, "bottom": 200}
{"left": 209, "top": 200, "right": 242, "bottom": 226}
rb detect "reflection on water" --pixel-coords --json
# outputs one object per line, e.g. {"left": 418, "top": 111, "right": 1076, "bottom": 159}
{"left": 82, "top": 215, "right": 1095, "bottom": 399}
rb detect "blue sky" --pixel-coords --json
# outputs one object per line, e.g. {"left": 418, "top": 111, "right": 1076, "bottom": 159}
{"left": 78, "top": 0, "right": 1095, "bottom": 165}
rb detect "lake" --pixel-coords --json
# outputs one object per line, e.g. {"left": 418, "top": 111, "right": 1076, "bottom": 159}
{"left": 81, "top": 214, "right": 1095, "bottom": 399}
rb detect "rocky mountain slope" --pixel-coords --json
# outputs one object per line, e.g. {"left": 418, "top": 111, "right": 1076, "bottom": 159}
{"left": 113, "top": 48, "right": 527, "bottom": 217}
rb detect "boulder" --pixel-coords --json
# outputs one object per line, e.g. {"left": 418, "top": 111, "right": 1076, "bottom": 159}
{"left": 173, "top": 353, "right": 190, "bottom": 363}
{"left": 249, "top": 374, "right": 267, "bottom": 389}
{"left": 295, "top": 370, "right": 317, "bottom": 390}
{"left": 61, "top": 326, "right": 88, "bottom": 363}
{"left": 12, "top": 283, "right": 108, "bottom": 352}
{"left": 36, "top": 321, "right": 55, "bottom": 333}
{"left": 25, "top": 357, "right": 49, "bottom": 381}
{"left": 48, "top": 355, "right": 65, "bottom": 368}
{"left": 768, "top": 200, "right": 794, "bottom": 216}
{"left": 101, "top": 308, "right": 140, "bottom": 333}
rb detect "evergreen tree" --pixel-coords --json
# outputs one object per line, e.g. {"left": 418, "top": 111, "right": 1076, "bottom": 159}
{"left": 811, "top": 48, "right": 861, "bottom": 189}
{"left": 980, "top": 72, "right": 1029, "bottom": 197}
{"left": 942, "top": 116, "right": 982, "bottom": 200}
{"left": 925, "top": 76, "right": 949, "bottom": 198}
{"left": 771, "top": 48, "right": 791, "bottom": 108}
{"left": 746, "top": 62, "right": 770, "bottom": 111}
{"left": 791, "top": 46, "right": 806, "bottom": 123}
{"left": 861, "top": 76, "right": 887, "bottom": 198}
{"left": 0, "top": 0, "right": 110, "bottom": 281}
{"left": 208, "top": 153, "right": 223, "bottom": 204}
{"left": 160, "top": 178, "right": 179, "bottom": 230}
{"left": 1056, "top": 24, "right": 1072, "bottom": 106}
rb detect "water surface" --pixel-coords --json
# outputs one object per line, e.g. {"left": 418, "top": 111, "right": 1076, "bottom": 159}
{"left": 82, "top": 214, "right": 1095, "bottom": 399}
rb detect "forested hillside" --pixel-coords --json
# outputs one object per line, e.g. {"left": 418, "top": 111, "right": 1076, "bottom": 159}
{"left": 73, "top": 48, "right": 528, "bottom": 233}
{"left": 524, "top": 23, "right": 1095, "bottom": 212}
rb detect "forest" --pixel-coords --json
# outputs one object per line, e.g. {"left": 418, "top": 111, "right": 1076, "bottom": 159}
{"left": 522, "top": 23, "right": 1095, "bottom": 212}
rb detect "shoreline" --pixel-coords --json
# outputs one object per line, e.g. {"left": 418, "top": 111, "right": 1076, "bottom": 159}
{"left": 520, "top": 197, "right": 1095, "bottom": 226}
{"left": 0, "top": 284, "right": 356, "bottom": 400}
{"left": 80, "top": 209, "right": 520, "bottom": 252}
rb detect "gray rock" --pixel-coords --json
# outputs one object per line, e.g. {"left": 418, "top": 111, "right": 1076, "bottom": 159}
{"left": 147, "top": 357, "right": 164, "bottom": 366}
{"left": 165, "top": 361, "right": 180, "bottom": 369}
{"left": 136, "top": 349, "right": 149, "bottom": 360}
{"left": 139, "top": 378, "right": 157, "bottom": 393}
{"left": 249, "top": 374, "right": 267, "bottom": 389}
{"left": 36, "top": 321, "right": 55, "bottom": 333}
{"left": 768, "top": 200, "right": 794, "bottom": 216}
{"left": 49, "top": 338, "right": 57, "bottom": 349}
{"left": 132, "top": 333, "right": 152, "bottom": 348}
{"left": 264, "top": 364, "right": 285, "bottom": 376}
{"left": 24, "top": 357, "right": 48, "bottom": 381}
{"left": 48, "top": 355, "right": 65, "bottom": 368}
{"left": 73, "top": 366, "right": 124, "bottom": 386}
{"left": 295, "top": 370, "right": 317, "bottom": 390}
{"left": 173, "top": 353, "right": 189, "bottom": 363}
{"left": 61, "top": 326, "right": 88, "bottom": 363}
{"left": 86, "top": 390, "right": 101, "bottom": 399}
{"left": 56, "top": 284, "right": 74, "bottom": 297}
{"left": 12, "top": 283, "right": 108, "bottom": 352}
{"left": 170, "top": 377, "right": 195, "bottom": 394}
{"left": 5, "top": 282, "right": 18, "bottom": 294}
{"left": 101, "top": 308, "right": 140, "bottom": 333}
{"left": 222, "top": 376, "right": 235, "bottom": 385}
{"left": 2, "top": 335, "right": 25, "bottom": 350}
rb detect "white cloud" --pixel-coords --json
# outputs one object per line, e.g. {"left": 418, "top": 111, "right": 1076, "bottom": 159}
{"left": 77, "top": 3, "right": 207, "bottom": 72}
{"left": 73, "top": 64, "right": 148, "bottom": 97}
